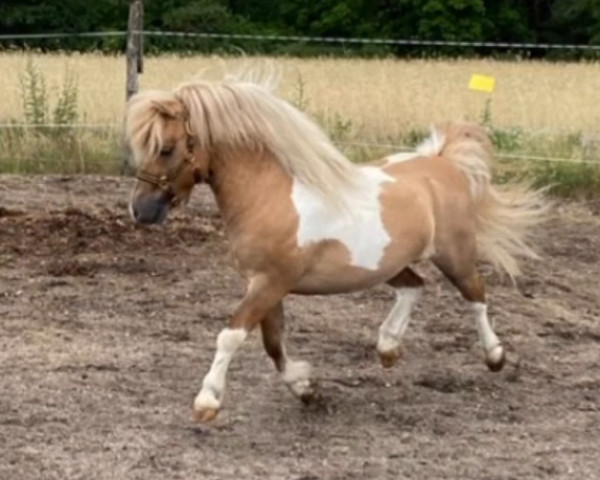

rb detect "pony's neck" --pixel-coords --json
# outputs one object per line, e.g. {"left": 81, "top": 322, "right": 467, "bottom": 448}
{"left": 208, "top": 149, "right": 292, "bottom": 233}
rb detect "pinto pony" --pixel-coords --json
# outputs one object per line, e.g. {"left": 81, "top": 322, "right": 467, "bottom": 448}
{"left": 124, "top": 70, "right": 548, "bottom": 422}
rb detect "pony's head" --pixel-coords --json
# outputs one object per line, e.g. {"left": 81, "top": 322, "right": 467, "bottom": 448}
{"left": 125, "top": 66, "right": 370, "bottom": 224}
{"left": 124, "top": 90, "right": 209, "bottom": 225}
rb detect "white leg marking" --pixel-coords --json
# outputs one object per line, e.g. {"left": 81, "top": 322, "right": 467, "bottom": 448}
{"left": 194, "top": 328, "right": 247, "bottom": 412}
{"left": 281, "top": 358, "right": 314, "bottom": 398}
{"left": 377, "top": 287, "right": 421, "bottom": 355}
{"left": 472, "top": 302, "right": 503, "bottom": 364}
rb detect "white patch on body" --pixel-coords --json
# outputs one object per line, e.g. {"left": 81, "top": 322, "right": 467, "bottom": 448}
{"left": 377, "top": 287, "right": 421, "bottom": 354}
{"left": 415, "top": 128, "right": 445, "bottom": 157}
{"left": 385, "top": 151, "right": 419, "bottom": 164}
{"left": 384, "top": 128, "right": 445, "bottom": 166}
{"left": 194, "top": 328, "right": 247, "bottom": 411}
{"left": 291, "top": 167, "right": 395, "bottom": 270}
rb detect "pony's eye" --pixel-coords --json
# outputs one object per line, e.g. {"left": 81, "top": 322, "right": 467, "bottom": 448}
{"left": 160, "top": 147, "right": 174, "bottom": 156}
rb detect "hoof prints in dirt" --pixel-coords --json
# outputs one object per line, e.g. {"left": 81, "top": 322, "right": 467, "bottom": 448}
{"left": 413, "top": 372, "right": 480, "bottom": 394}
{"left": 45, "top": 256, "right": 161, "bottom": 277}
{"left": 0, "top": 207, "right": 222, "bottom": 259}
{"left": 3, "top": 179, "right": 600, "bottom": 480}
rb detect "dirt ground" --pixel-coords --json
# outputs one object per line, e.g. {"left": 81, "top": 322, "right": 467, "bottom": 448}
{"left": 1, "top": 175, "right": 599, "bottom": 480}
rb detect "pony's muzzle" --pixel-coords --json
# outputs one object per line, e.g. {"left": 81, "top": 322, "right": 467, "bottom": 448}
{"left": 130, "top": 191, "right": 171, "bottom": 225}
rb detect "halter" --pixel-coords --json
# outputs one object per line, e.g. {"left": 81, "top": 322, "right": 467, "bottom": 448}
{"left": 135, "top": 157, "right": 191, "bottom": 191}
{"left": 135, "top": 141, "right": 208, "bottom": 190}
{"left": 134, "top": 123, "right": 210, "bottom": 190}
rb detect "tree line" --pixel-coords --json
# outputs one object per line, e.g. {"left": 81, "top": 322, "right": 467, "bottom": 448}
{"left": 1, "top": 0, "right": 599, "bottom": 58}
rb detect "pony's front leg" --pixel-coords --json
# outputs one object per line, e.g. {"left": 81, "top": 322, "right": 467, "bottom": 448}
{"left": 193, "top": 276, "right": 287, "bottom": 423}
{"left": 260, "top": 302, "right": 317, "bottom": 404}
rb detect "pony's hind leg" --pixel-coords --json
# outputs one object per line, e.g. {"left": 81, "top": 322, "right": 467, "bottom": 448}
{"left": 434, "top": 258, "right": 506, "bottom": 372}
{"left": 260, "top": 302, "right": 317, "bottom": 404}
{"left": 377, "top": 268, "right": 425, "bottom": 368}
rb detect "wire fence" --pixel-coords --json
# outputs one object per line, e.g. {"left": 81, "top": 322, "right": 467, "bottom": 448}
{"left": 1, "top": 125, "right": 598, "bottom": 166}
{"left": 2, "top": 30, "right": 600, "bottom": 51}
{"left": 1, "top": 124, "right": 598, "bottom": 165}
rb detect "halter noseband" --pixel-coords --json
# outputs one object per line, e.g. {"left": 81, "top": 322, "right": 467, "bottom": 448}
{"left": 135, "top": 131, "right": 209, "bottom": 190}
{"left": 135, "top": 156, "right": 206, "bottom": 191}
{"left": 135, "top": 161, "right": 186, "bottom": 190}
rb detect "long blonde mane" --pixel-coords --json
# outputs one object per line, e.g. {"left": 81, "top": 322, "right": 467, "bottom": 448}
{"left": 125, "top": 67, "right": 365, "bottom": 207}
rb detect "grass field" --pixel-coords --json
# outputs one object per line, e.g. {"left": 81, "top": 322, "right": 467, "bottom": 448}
{"left": 1, "top": 52, "right": 599, "bottom": 195}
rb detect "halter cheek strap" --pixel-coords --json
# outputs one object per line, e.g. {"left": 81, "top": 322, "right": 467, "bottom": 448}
{"left": 135, "top": 158, "right": 190, "bottom": 190}
{"left": 135, "top": 137, "right": 208, "bottom": 189}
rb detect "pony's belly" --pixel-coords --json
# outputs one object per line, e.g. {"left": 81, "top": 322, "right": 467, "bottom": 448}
{"left": 291, "top": 247, "right": 399, "bottom": 295}
{"left": 291, "top": 269, "right": 391, "bottom": 295}
{"left": 289, "top": 229, "right": 430, "bottom": 295}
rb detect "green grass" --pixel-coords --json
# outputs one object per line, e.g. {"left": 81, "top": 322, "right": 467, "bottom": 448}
{"left": 1, "top": 120, "right": 598, "bottom": 198}
{"left": 0, "top": 126, "right": 122, "bottom": 175}
{"left": 0, "top": 56, "right": 124, "bottom": 175}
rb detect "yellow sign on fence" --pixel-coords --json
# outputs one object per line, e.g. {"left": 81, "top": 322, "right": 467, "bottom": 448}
{"left": 469, "top": 74, "right": 496, "bottom": 93}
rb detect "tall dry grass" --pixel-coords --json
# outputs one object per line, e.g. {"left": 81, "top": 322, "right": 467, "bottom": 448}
{"left": 1, "top": 52, "right": 600, "bottom": 133}
{"left": 0, "top": 52, "right": 599, "bottom": 194}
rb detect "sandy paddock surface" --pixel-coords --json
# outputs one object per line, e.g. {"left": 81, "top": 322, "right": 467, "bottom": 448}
{"left": 0, "top": 175, "right": 599, "bottom": 480}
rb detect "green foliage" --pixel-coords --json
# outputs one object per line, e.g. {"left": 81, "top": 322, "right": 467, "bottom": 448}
{"left": 490, "top": 126, "right": 524, "bottom": 152}
{"left": 289, "top": 72, "right": 309, "bottom": 111}
{"left": 53, "top": 65, "right": 79, "bottom": 126}
{"left": 477, "top": 99, "right": 599, "bottom": 196}
{"left": 2, "top": 0, "right": 600, "bottom": 59}
{"left": 324, "top": 113, "right": 354, "bottom": 142}
{"left": 161, "top": 0, "right": 252, "bottom": 33}
{"left": 20, "top": 57, "right": 48, "bottom": 125}
{"left": 417, "top": 0, "right": 486, "bottom": 41}
{"left": 20, "top": 56, "right": 79, "bottom": 128}
{"left": 479, "top": 99, "right": 523, "bottom": 151}
{"left": 482, "top": 0, "right": 532, "bottom": 43}
{"left": 529, "top": 161, "right": 600, "bottom": 197}
{"left": 550, "top": 0, "right": 600, "bottom": 44}
{"left": 0, "top": 56, "right": 120, "bottom": 175}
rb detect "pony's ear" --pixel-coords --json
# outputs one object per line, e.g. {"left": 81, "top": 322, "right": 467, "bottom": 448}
{"left": 151, "top": 99, "right": 184, "bottom": 119}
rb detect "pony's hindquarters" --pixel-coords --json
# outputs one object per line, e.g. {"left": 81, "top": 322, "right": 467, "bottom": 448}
{"left": 427, "top": 122, "right": 549, "bottom": 371}
{"left": 432, "top": 121, "right": 550, "bottom": 279}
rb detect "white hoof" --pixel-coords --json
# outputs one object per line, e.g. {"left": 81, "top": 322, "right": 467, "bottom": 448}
{"left": 194, "top": 386, "right": 221, "bottom": 411}
{"left": 282, "top": 361, "right": 317, "bottom": 402}
{"left": 377, "top": 329, "right": 400, "bottom": 354}
{"left": 192, "top": 387, "right": 222, "bottom": 423}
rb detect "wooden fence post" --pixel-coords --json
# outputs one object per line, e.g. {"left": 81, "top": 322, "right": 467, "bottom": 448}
{"left": 126, "top": 0, "right": 143, "bottom": 100}
{"left": 122, "top": 0, "right": 144, "bottom": 175}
